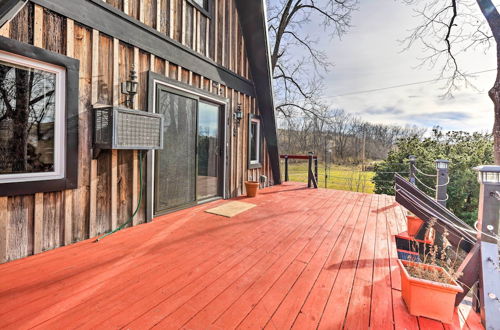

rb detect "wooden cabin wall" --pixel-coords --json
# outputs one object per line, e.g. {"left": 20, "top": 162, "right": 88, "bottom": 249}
{"left": 103, "top": 0, "right": 251, "bottom": 79}
{"left": 0, "top": 0, "right": 272, "bottom": 263}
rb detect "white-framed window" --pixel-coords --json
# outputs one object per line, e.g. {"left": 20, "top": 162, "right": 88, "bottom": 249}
{"left": 0, "top": 50, "right": 66, "bottom": 184}
{"left": 249, "top": 115, "right": 261, "bottom": 167}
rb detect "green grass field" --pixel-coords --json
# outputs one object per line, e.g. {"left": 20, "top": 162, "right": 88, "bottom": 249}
{"left": 282, "top": 162, "right": 375, "bottom": 193}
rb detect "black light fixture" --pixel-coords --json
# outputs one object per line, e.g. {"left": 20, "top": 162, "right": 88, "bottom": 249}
{"left": 233, "top": 103, "right": 243, "bottom": 124}
{"left": 121, "top": 65, "right": 138, "bottom": 108}
{"left": 212, "top": 81, "right": 222, "bottom": 95}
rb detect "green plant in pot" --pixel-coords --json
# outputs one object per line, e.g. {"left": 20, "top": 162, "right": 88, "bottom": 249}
{"left": 398, "top": 219, "right": 464, "bottom": 324}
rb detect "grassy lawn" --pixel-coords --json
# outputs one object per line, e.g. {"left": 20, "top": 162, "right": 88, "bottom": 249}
{"left": 281, "top": 162, "right": 375, "bottom": 193}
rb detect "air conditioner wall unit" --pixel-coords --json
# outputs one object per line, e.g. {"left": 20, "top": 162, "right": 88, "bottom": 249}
{"left": 94, "top": 106, "right": 164, "bottom": 150}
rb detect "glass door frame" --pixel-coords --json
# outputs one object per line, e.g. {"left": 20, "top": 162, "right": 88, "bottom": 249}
{"left": 146, "top": 72, "right": 229, "bottom": 220}
{"left": 196, "top": 100, "right": 224, "bottom": 202}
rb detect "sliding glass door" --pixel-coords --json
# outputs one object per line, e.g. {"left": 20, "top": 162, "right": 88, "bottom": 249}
{"left": 197, "top": 102, "right": 221, "bottom": 200}
{"left": 154, "top": 85, "right": 222, "bottom": 215}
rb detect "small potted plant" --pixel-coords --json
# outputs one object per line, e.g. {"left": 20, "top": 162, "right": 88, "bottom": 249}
{"left": 406, "top": 212, "right": 424, "bottom": 237}
{"left": 398, "top": 220, "right": 463, "bottom": 324}
{"left": 244, "top": 176, "right": 259, "bottom": 197}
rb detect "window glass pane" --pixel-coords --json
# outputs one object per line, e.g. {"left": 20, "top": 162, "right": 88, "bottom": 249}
{"left": 155, "top": 89, "right": 197, "bottom": 211}
{"left": 0, "top": 60, "right": 56, "bottom": 175}
{"left": 250, "top": 121, "right": 258, "bottom": 161}
{"left": 197, "top": 102, "right": 220, "bottom": 199}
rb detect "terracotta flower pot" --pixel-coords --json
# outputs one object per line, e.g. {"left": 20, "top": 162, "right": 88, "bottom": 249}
{"left": 398, "top": 259, "right": 463, "bottom": 324}
{"left": 406, "top": 215, "right": 424, "bottom": 237}
{"left": 245, "top": 181, "right": 259, "bottom": 197}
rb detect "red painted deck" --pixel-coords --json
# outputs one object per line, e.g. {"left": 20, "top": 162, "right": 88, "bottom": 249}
{"left": 0, "top": 183, "right": 483, "bottom": 329}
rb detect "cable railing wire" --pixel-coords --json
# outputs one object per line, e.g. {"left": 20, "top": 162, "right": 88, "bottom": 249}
{"left": 412, "top": 164, "right": 437, "bottom": 177}
{"left": 414, "top": 175, "right": 437, "bottom": 192}
{"left": 397, "top": 185, "right": 500, "bottom": 242}
{"left": 437, "top": 193, "right": 449, "bottom": 202}
{"left": 395, "top": 187, "right": 476, "bottom": 245}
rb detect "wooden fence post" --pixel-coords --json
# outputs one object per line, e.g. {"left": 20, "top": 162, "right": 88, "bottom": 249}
{"left": 284, "top": 155, "right": 289, "bottom": 182}
{"left": 307, "top": 152, "right": 313, "bottom": 188}
{"left": 314, "top": 157, "right": 318, "bottom": 184}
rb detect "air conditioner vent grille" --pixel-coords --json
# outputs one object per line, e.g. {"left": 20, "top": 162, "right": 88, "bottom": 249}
{"left": 93, "top": 106, "right": 164, "bottom": 150}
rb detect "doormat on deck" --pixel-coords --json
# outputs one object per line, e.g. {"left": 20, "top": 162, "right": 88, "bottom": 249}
{"left": 205, "top": 201, "right": 257, "bottom": 218}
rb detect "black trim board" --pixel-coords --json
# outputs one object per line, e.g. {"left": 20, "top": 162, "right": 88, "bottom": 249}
{"left": 0, "top": 36, "right": 79, "bottom": 196}
{"left": 30, "top": 0, "right": 255, "bottom": 97}
{"left": 234, "top": 0, "right": 281, "bottom": 184}
{"left": 0, "top": 0, "right": 27, "bottom": 28}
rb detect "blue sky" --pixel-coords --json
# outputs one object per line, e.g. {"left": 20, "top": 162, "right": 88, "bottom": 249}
{"left": 273, "top": 0, "right": 497, "bottom": 132}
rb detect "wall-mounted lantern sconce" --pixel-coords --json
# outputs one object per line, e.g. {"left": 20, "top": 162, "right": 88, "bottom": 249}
{"left": 232, "top": 103, "right": 243, "bottom": 136}
{"left": 121, "top": 65, "right": 138, "bottom": 108}
{"left": 233, "top": 103, "right": 243, "bottom": 124}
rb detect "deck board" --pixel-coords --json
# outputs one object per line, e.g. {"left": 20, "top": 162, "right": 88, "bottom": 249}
{"left": 0, "top": 182, "right": 483, "bottom": 329}
{"left": 369, "top": 194, "right": 395, "bottom": 329}
{"left": 343, "top": 194, "right": 379, "bottom": 329}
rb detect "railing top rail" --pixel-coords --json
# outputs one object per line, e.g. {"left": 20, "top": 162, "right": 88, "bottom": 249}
{"left": 280, "top": 154, "right": 318, "bottom": 160}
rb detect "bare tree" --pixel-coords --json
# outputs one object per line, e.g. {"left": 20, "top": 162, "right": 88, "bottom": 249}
{"left": 267, "top": 0, "right": 357, "bottom": 120}
{"left": 402, "top": 0, "right": 500, "bottom": 163}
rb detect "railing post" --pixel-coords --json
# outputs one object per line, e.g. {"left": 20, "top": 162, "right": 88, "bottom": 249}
{"left": 314, "top": 157, "right": 318, "bottom": 184}
{"left": 473, "top": 165, "right": 500, "bottom": 329}
{"left": 409, "top": 155, "right": 416, "bottom": 185}
{"left": 284, "top": 155, "right": 289, "bottom": 182}
{"left": 307, "top": 152, "right": 313, "bottom": 188}
{"left": 435, "top": 159, "right": 449, "bottom": 207}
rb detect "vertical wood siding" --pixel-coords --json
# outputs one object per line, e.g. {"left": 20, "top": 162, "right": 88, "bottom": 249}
{"left": 0, "top": 0, "right": 274, "bottom": 263}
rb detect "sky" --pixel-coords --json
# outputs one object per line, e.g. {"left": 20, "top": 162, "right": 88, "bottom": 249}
{"left": 283, "top": 0, "right": 498, "bottom": 132}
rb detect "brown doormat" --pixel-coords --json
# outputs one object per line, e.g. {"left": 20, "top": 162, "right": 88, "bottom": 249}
{"left": 205, "top": 201, "right": 257, "bottom": 218}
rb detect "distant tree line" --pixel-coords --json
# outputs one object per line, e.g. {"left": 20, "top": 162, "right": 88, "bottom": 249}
{"left": 277, "top": 109, "right": 426, "bottom": 163}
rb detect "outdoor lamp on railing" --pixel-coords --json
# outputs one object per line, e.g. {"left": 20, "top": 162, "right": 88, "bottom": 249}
{"left": 435, "top": 159, "right": 449, "bottom": 170}
{"left": 473, "top": 165, "right": 500, "bottom": 329}
{"left": 435, "top": 159, "right": 449, "bottom": 207}
{"left": 121, "top": 66, "right": 138, "bottom": 108}
{"left": 474, "top": 165, "right": 500, "bottom": 184}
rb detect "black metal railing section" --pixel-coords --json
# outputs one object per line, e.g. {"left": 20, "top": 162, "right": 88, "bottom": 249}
{"left": 280, "top": 153, "right": 318, "bottom": 188}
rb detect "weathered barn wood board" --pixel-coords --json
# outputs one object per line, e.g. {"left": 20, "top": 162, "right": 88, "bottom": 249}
{"left": 73, "top": 23, "right": 92, "bottom": 242}
{"left": 64, "top": 18, "right": 75, "bottom": 246}
{"left": 89, "top": 29, "right": 99, "bottom": 238}
{"left": 118, "top": 43, "right": 134, "bottom": 227}
{"left": 96, "top": 33, "right": 113, "bottom": 235}
{"left": 0, "top": 198, "right": 7, "bottom": 262}
{"left": 33, "top": 4, "right": 45, "bottom": 255}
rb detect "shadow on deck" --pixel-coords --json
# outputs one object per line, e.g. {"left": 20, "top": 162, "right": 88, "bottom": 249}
{"left": 0, "top": 182, "right": 483, "bottom": 329}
